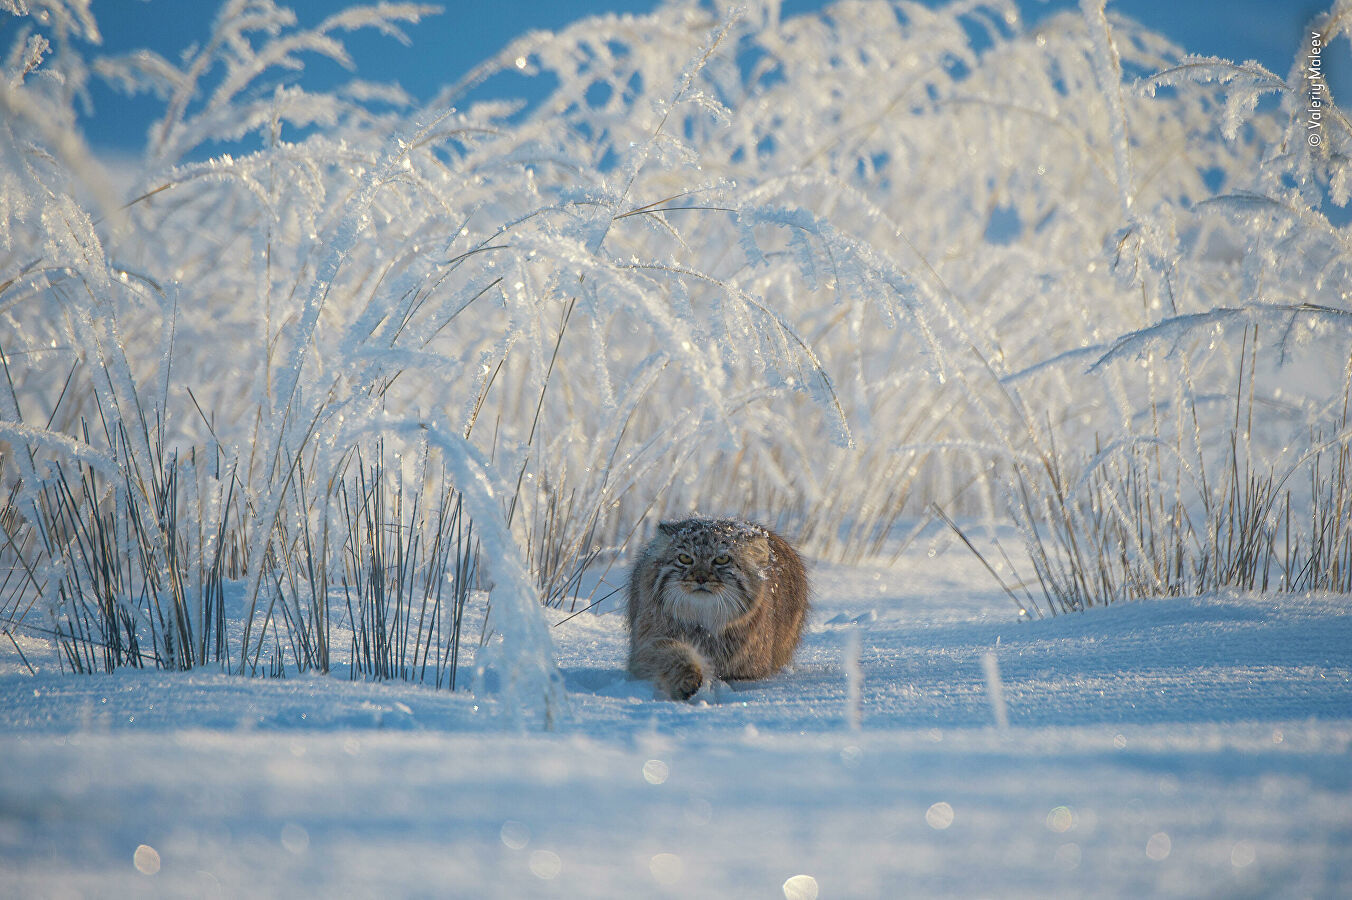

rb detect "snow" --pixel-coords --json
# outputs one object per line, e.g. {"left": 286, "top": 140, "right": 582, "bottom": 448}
{"left": 3, "top": 541, "right": 1350, "bottom": 897}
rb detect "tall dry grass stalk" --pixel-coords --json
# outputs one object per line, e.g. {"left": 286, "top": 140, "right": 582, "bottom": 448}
{"left": 3, "top": 1, "right": 1351, "bottom": 695}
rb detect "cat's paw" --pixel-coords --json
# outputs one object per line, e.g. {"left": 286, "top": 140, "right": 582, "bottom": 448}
{"left": 664, "top": 658, "right": 704, "bottom": 702}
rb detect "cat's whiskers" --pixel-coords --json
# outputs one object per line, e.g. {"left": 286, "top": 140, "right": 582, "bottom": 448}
{"left": 662, "top": 579, "right": 738, "bottom": 630}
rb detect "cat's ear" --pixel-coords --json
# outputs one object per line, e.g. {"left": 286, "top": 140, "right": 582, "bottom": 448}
{"left": 745, "top": 534, "right": 772, "bottom": 567}
{"left": 658, "top": 521, "right": 681, "bottom": 536}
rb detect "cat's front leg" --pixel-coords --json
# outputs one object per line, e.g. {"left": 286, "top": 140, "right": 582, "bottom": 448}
{"left": 629, "top": 637, "right": 708, "bottom": 701}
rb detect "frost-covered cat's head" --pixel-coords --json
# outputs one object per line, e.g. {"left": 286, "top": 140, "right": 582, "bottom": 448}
{"left": 649, "top": 517, "right": 772, "bottom": 628}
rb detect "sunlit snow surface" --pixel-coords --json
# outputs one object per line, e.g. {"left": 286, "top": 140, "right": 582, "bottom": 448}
{"left": 3, "top": 543, "right": 1349, "bottom": 897}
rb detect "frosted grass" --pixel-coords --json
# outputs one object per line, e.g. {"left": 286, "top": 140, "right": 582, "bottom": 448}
{"left": 2, "top": 0, "right": 1351, "bottom": 715}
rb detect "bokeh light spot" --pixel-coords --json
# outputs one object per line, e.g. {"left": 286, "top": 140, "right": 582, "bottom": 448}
{"left": 642, "top": 759, "right": 669, "bottom": 785}
{"left": 1045, "top": 806, "right": 1073, "bottom": 833}
{"left": 925, "top": 801, "right": 955, "bottom": 830}
{"left": 783, "top": 873, "right": 819, "bottom": 900}
{"left": 685, "top": 797, "right": 713, "bottom": 826}
{"left": 500, "top": 820, "right": 530, "bottom": 850}
{"left": 650, "top": 852, "right": 682, "bottom": 885}
{"left": 133, "top": 844, "right": 161, "bottom": 875}
{"left": 529, "top": 849, "right": 561, "bottom": 880}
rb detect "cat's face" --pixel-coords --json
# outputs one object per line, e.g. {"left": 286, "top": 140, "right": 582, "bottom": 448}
{"left": 652, "top": 518, "right": 770, "bottom": 628}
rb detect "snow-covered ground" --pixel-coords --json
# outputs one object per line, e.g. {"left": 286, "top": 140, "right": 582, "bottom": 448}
{"left": 3, "top": 542, "right": 1350, "bottom": 898}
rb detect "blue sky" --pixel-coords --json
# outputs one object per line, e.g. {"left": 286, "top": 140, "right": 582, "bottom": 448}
{"left": 81, "top": 0, "right": 1346, "bottom": 155}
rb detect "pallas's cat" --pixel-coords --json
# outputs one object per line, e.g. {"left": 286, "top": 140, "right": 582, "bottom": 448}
{"left": 626, "top": 517, "right": 808, "bottom": 700}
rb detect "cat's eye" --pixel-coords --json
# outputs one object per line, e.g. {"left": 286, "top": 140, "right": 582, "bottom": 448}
{"left": 713, "top": 554, "right": 731, "bottom": 565}
{"left": 676, "top": 553, "right": 694, "bottom": 565}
